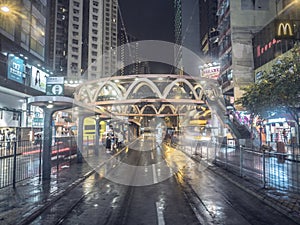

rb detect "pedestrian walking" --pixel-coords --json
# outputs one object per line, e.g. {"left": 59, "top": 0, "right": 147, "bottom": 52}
{"left": 282, "top": 129, "right": 288, "bottom": 144}
{"left": 10, "top": 131, "right": 16, "bottom": 152}
{"left": 106, "top": 133, "right": 111, "bottom": 153}
{"left": 5, "top": 129, "right": 11, "bottom": 152}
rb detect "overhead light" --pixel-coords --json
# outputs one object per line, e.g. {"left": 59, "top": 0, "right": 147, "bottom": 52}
{"left": 47, "top": 104, "right": 54, "bottom": 109}
{"left": 0, "top": 6, "right": 10, "bottom": 13}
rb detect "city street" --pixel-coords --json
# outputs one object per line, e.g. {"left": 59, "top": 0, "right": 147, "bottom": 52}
{"left": 13, "top": 135, "right": 297, "bottom": 225}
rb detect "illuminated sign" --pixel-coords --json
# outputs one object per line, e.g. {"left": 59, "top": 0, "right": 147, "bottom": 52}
{"left": 7, "top": 54, "right": 24, "bottom": 84}
{"left": 30, "top": 66, "right": 48, "bottom": 92}
{"left": 275, "top": 21, "right": 294, "bottom": 39}
{"left": 200, "top": 65, "right": 220, "bottom": 80}
{"left": 46, "top": 77, "right": 64, "bottom": 96}
{"left": 256, "top": 38, "right": 281, "bottom": 57}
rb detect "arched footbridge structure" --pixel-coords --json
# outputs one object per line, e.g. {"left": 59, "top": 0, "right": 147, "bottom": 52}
{"left": 73, "top": 74, "right": 250, "bottom": 139}
{"left": 74, "top": 74, "right": 218, "bottom": 125}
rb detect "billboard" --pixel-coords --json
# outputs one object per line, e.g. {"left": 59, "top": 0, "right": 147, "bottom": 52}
{"left": 7, "top": 54, "right": 24, "bottom": 84}
{"left": 30, "top": 66, "right": 48, "bottom": 92}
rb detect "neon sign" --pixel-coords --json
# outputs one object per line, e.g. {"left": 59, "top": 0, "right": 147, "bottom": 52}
{"left": 277, "top": 22, "right": 294, "bottom": 37}
{"left": 275, "top": 20, "right": 295, "bottom": 39}
{"left": 256, "top": 38, "right": 281, "bottom": 57}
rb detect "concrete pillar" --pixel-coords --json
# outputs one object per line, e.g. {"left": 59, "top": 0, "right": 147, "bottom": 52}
{"left": 41, "top": 108, "right": 55, "bottom": 180}
{"left": 95, "top": 116, "right": 100, "bottom": 155}
{"left": 77, "top": 115, "right": 84, "bottom": 163}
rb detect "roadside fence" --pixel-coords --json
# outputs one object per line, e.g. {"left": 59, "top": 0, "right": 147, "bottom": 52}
{"left": 0, "top": 136, "right": 77, "bottom": 189}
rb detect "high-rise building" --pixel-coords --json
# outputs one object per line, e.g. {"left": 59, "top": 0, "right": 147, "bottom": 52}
{"left": 199, "top": 0, "right": 219, "bottom": 61}
{"left": 117, "top": 29, "right": 150, "bottom": 75}
{"left": 48, "top": 0, "right": 118, "bottom": 81}
{"left": 174, "top": 0, "right": 201, "bottom": 76}
{"left": 0, "top": 0, "right": 50, "bottom": 134}
{"left": 217, "top": 0, "right": 277, "bottom": 109}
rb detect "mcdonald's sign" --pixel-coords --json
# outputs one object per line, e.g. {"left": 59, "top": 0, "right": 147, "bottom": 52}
{"left": 275, "top": 20, "right": 295, "bottom": 39}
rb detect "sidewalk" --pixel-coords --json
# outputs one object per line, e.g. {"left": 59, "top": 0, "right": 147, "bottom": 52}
{"left": 0, "top": 145, "right": 299, "bottom": 224}
{"left": 0, "top": 143, "right": 120, "bottom": 225}
{"left": 0, "top": 158, "right": 94, "bottom": 225}
{"left": 185, "top": 150, "right": 300, "bottom": 224}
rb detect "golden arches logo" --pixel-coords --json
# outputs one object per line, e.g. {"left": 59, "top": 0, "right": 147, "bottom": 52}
{"left": 277, "top": 22, "right": 293, "bottom": 37}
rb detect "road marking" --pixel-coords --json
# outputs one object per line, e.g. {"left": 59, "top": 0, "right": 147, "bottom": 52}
{"left": 151, "top": 152, "right": 154, "bottom": 160}
{"left": 152, "top": 164, "right": 158, "bottom": 183}
{"left": 156, "top": 201, "right": 165, "bottom": 225}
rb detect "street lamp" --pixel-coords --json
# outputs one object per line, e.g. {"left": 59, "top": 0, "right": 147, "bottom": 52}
{"left": 0, "top": 6, "right": 10, "bottom": 13}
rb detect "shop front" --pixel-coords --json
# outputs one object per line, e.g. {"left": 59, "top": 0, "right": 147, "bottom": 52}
{"left": 262, "top": 117, "right": 297, "bottom": 146}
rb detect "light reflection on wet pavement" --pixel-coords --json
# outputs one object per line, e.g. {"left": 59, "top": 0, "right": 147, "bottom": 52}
{"left": 0, "top": 138, "right": 299, "bottom": 225}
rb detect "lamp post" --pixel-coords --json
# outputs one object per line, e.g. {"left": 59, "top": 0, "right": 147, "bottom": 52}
{"left": 0, "top": 6, "right": 10, "bottom": 13}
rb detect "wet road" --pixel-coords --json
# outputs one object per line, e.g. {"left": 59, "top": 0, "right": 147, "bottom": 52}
{"left": 30, "top": 135, "right": 298, "bottom": 225}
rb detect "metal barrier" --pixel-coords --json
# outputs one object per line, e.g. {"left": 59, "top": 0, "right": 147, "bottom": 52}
{"left": 215, "top": 145, "right": 300, "bottom": 193}
{"left": 0, "top": 137, "right": 77, "bottom": 189}
{"left": 172, "top": 139, "right": 300, "bottom": 193}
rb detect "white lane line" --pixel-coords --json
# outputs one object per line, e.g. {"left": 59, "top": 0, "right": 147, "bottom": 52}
{"left": 156, "top": 201, "right": 165, "bottom": 225}
{"left": 151, "top": 152, "right": 154, "bottom": 160}
{"left": 152, "top": 164, "right": 158, "bottom": 184}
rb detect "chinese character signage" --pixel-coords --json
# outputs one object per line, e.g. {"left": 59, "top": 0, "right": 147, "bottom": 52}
{"left": 30, "top": 66, "right": 48, "bottom": 92}
{"left": 46, "top": 77, "right": 64, "bottom": 96}
{"left": 7, "top": 54, "right": 24, "bottom": 84}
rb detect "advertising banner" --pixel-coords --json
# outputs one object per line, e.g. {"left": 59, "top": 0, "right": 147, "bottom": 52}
{"left": 7, "top": 54, "right": 24, "bottom": 84}
{"left": 30, "top": 66, "right": 47, "bottom": 92}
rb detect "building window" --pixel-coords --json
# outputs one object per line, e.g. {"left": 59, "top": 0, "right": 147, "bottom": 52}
{"left": 73, "top": 16, "right": 79, "bottom": 22}
{"left": 93, "top": 1, "right": 99, "bottom": 7}
{"left": 71, "top": 63, "right": 78, "bottom": 69}
{"left": 72, "top": 47, "right": 79, "bottom": 52}
{"left": 241, "top": 0, "right": 269, "bottom": 10}
{"left": 72, "top": 39, "right": 79, "bottom": 45}
{"left": 92, "top": 15, "right": 98, "bottom": 21}
{"left": 74, "top": 1, "right": 80, "bottom": 7}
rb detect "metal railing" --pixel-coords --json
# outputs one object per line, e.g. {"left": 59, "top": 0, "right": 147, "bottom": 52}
{"left": 173, "top": 139, "right": 300, "bottom": 193}
{"left": 0, "top": 136, "right": 77, "bottom": 189}
{"left": 215, "top": 145, "right": 300, "bottom": 193}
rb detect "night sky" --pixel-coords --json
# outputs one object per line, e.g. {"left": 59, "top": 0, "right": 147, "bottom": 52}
{"left": 118, "top": 0, "right": 174, "bottom": 42}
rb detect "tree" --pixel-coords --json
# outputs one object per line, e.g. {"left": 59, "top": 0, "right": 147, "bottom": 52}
{"left": 236, "top": 43, "right": 300, "bottom": 142}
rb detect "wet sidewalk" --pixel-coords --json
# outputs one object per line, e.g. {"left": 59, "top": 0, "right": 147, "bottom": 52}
{"left": 184, "top": 150, "right": 300, "bottom": 224}
{"left": 0, "top": 145, "right": 299, "bottom": 224}
{"left": 0, "top": 157, "right": 96, "bottom": 225}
